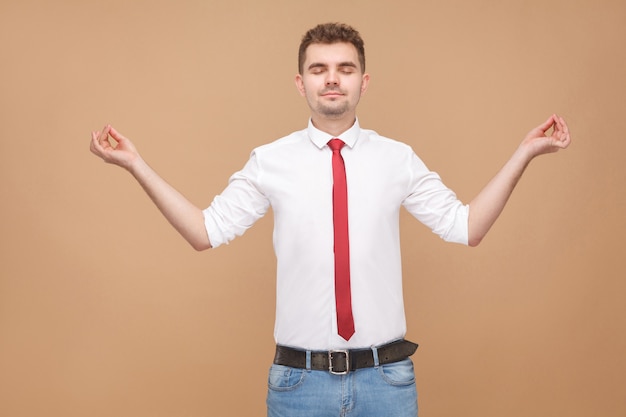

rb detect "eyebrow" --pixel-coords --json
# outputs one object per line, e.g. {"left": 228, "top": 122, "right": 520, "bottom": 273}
{"left": 307, "top": 61, "right": 358, "bottom": 71}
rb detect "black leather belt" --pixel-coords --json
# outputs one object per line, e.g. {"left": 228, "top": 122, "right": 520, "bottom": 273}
{"left": 273, "top": 339, "right": 418, "bottom": 375}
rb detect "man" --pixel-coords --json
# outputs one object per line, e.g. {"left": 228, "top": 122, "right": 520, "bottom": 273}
{"left": 91, "top": 23, "right": 570, "bottom": 417}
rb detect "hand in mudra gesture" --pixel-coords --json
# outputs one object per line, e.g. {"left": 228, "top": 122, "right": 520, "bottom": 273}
{"left": 90, "top": 125, "right": 141, "bottom": 171}
{"left": 521, "top": 114, "right": 571, "bottom": 159}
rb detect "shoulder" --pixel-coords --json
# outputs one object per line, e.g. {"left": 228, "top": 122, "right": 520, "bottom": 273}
{"left": 252, "top": 128, "right": 310, "bottom": 156}
{"left": 358, "top": 128, "right": 415, "bottom": 154}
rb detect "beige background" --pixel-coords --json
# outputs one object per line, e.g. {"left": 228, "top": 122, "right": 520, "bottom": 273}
{"left": 1, "top": 0, "right": 625, "bottom": 416}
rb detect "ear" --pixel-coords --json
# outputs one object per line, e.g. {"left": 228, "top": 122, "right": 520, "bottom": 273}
{"left": 360, "top": 73, "right": 370, "bottom": 95}
{"left": 294, "top": 74, "right": 306, "bottom": 97}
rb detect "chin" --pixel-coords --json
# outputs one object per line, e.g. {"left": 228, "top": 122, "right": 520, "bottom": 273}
{"left": 317, "top": 105, "right": 350, "bottom": 118}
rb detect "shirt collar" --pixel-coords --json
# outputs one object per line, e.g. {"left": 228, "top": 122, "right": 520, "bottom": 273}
{"left": 307, "top": 118, "right": 361, "bottom": 150}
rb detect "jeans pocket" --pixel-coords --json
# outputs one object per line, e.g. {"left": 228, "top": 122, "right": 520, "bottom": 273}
{"left": 268, "top": 364, "right": 307, "bottom": 392}
{"left": 377, "top": 358, "right": 416, "bottom": 386}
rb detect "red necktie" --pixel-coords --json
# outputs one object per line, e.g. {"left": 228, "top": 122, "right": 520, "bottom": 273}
{"left": 328, "top": 139, "right": 355, "bottom": 341}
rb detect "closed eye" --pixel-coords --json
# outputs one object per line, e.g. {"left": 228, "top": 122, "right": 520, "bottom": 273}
{"left": 338, "top": 62, "right": 358, "bottom": 73}
{"left": 308, "top": 64, "right": 327, "bottom": 74}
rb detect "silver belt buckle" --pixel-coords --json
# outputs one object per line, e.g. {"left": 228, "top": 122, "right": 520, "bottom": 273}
{"left": 329, "top": 350, "right": 350, "bottom": 375}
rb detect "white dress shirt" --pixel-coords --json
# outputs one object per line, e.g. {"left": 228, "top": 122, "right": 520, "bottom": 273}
{"left": 203, "top": 119, "right": 469, "bottom": 350}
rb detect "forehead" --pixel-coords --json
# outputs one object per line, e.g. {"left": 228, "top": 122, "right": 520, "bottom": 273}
{"left": 303, "top": 42, "right": 361, "bottom": 70}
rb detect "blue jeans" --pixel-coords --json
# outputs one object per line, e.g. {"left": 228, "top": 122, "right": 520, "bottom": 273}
{"left": 266, "top": 357, "right": 418, "bottom": 417}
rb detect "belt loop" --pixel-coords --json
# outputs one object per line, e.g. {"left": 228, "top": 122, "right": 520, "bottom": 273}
{"left": 305, "top": 350, "right": 312, "bottom": 371}
{"left": 371, "top": 346, "right": 380, "bottom": 367}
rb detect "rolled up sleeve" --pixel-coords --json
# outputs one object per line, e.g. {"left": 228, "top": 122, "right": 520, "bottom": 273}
{"left": 402, "top": 153, "right": 469, "bottom": 245}
{"left": 203, "top": 152, "right": 270, "bottom": 248}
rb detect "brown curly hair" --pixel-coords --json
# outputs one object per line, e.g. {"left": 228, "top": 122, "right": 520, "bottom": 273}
{"left": 298, "top": 23, "right": 366, "bottom": 74}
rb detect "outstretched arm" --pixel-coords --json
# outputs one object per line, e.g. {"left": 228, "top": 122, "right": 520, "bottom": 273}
{"left": 468, "top": 114, "right": 571, "bottom": 247}
{"left": 90, "top": 125, "right": 212, "bottom": 251}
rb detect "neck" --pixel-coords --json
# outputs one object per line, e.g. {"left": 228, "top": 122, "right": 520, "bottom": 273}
{"left": 310, "top": 114, "right": 356, "bottom": 137}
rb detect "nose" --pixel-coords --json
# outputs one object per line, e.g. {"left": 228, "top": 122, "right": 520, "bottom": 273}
{"left": 325, "top": 70, "right": 339, "bottom": 86}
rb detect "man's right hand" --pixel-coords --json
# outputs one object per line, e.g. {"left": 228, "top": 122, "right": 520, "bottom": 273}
{"left": 89, "top": 124, "right": 212, "bottom": 251}
{"left": 90, "top": 125, "right": 140, "bottom": 171}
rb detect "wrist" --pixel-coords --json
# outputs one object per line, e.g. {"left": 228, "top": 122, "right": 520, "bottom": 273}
{"left": 126, "top": 154, "right": 147, "bottom": 177}
{"left": 514, "top": 142, "right": 536, "bottom": 167}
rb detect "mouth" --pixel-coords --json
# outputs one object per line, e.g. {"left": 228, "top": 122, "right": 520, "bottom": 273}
{"left": 321, "top": 91, "right": 344, "bottom": 98}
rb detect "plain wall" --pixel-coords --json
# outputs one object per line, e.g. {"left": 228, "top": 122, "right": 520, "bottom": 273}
{"left": 1, "top": 0, "right": 625, "bottom": 416}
